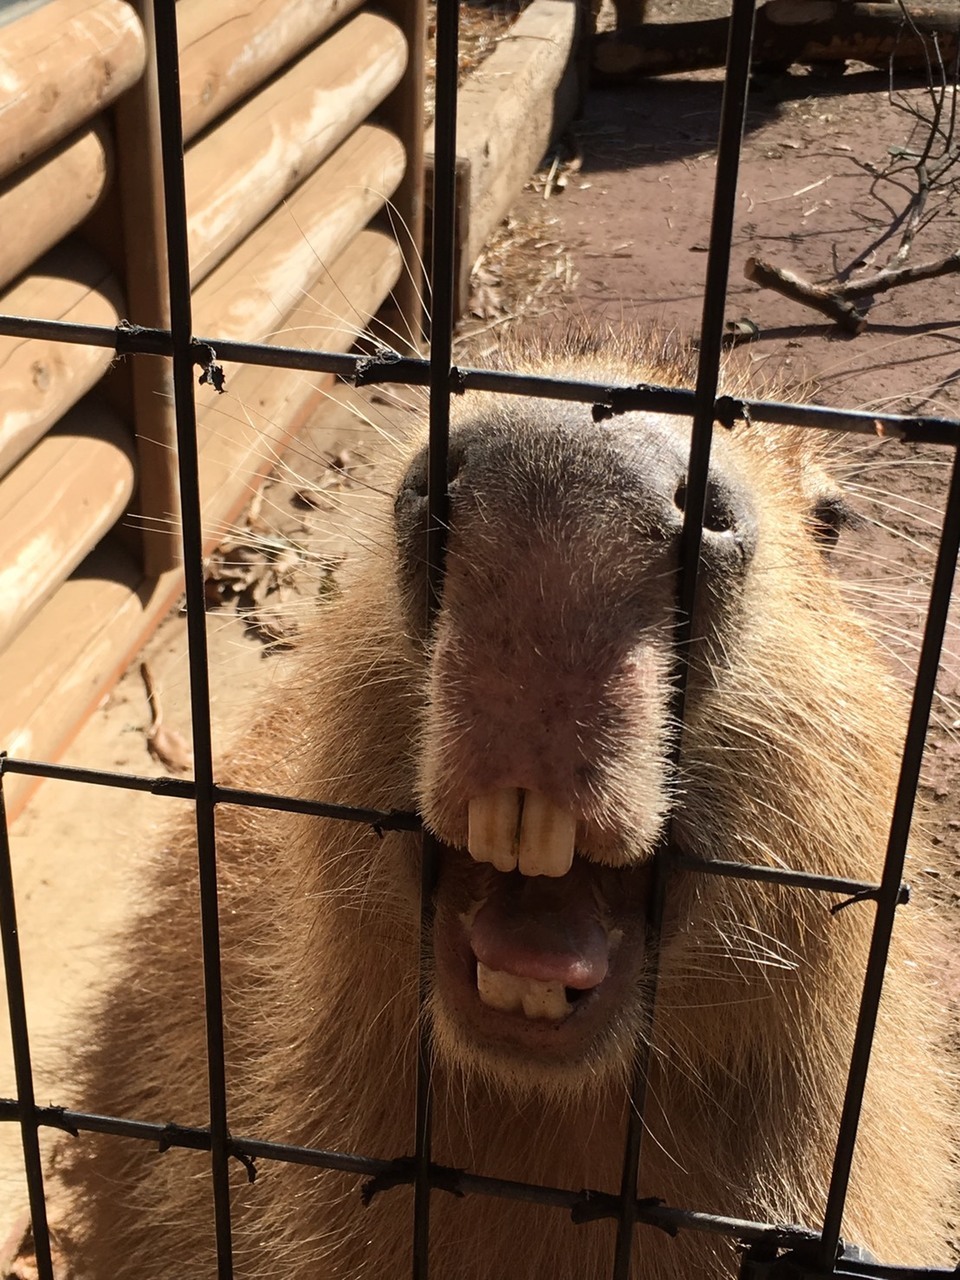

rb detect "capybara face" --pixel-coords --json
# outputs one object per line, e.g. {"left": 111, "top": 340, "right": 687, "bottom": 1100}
{"left": 392, "top": 380, "right": 862, "bottom": 1090}
{"left": 61, "top": 342, "right": 955, "bottom": 1279}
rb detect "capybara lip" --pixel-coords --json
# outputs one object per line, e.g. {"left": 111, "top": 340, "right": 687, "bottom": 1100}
{"left": 431, "top": 845, "right": 652, "bottom": 1065}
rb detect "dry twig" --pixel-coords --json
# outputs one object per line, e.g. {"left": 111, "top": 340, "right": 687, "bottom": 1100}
{"left": 745, "top": 248, "right": 960, "bottom": 331}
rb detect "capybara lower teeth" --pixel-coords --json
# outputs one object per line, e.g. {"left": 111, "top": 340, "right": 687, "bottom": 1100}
{"left": 476, "top": 962, "right": 573, "bottom": 1021}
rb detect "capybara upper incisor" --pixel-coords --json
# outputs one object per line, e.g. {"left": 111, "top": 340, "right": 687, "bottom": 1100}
{"left": 62, "top": 339, "right": 955, "bottom": 1279}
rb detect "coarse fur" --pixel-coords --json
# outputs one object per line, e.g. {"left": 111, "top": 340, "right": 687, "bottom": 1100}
{"left": 59, "top": 335, "right": 955, "bottom": 1279}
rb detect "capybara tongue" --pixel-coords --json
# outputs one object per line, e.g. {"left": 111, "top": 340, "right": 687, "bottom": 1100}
{"left": 469, "top": 871, "right": 609, "bottom": 990}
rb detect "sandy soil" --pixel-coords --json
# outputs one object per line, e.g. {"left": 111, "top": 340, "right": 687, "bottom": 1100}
{"left": 4, "top": 39, "right": 960, "bottom": 1273}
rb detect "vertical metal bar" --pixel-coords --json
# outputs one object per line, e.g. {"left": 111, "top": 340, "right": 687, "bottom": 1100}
{"left": 413, "top": 2, "right": 460, "bottom": 1277}
{"left": 149, "top": 2, "right": 234, "bottom": 1275}
{"left": 818, "top": 443, "right": 960, "bottom": 1265}
{"left": 611, "top": 2, "right": 758, "bottom": 1273}
{"left": 0, "top": 768, "right": 54, "bottom": 1280}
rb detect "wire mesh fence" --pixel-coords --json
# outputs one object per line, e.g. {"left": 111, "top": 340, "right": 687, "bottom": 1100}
{"left": 1, "top": 1, "right": 959, "bottom": 1278}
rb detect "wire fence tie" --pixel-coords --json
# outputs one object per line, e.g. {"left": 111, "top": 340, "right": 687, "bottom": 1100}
{"left": 830, "top": 882, "right": 910, "bottom": 915}
{"left": 157, "top": 1121, "right": 210, "bottom": 1155}
{"left": 47, "top": 1107, "right": 80, "bottom": 1139}
{"left": 115, "top": 318, "right": 172, "bottom": 359}
{"left": 231, "top": 1149, "right": 258, "bottom": 1184}
{"left": 196, "top": 344, "right": 227, "bottom": 394}
{"left": 590, "top": 387, "right": 644, "bottom": 422}
{"left": 570, "top": 1192, "right": 671, "bottom": 1232}
{"left": 360, "top": 1156, "right": 465, "bottom": 1206}
{"left": 354, "top": 350, "right": 398, "bottom": 384}
{"left": 714, "top": 395, "right": 747, "bottom": 429}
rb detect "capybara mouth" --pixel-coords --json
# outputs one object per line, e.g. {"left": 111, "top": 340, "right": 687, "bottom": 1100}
{"left": 431, "top": 806, "right": 656, "bottom": 1069}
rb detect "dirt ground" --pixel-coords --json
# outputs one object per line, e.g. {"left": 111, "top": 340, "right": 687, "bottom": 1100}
{"left": 5, "top": 30, "right": 960, "bottom": 1273}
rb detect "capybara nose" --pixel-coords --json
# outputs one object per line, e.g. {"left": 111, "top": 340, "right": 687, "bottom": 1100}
{"left": 394, "top": 399, "right": 758, "bottom": 630}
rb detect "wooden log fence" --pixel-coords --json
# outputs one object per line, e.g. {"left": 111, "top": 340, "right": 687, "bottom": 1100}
{"left": 0, "top": 0, "right": 426, "bottom": 814}
{"left": 0, "top": 242, "right": 123, "bottom": 477}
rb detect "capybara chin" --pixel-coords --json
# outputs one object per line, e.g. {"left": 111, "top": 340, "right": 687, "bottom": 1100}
{"left": 60, "top": 338, "right": 955, "bottom": 1280}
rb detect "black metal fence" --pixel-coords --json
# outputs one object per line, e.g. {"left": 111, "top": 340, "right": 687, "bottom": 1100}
{"left": 2, "top": 1, "right": 960, "bottom": 1278}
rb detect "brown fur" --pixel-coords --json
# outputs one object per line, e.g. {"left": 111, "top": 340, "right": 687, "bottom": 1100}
{"left": 60, "top": 339, "right": 955, "bottom": 1278}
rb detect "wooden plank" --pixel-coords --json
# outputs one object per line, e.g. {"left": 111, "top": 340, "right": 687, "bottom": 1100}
{"left": 594, "top": 0, "right": 960, "bottom": 78}
{"left": 0, "top": 402, "right": 136, "bottom": 650}
{"left": 424, "top": 0, "right": 580, "bottom": 314}
{"left": 0, "top": 121, "right": 114, "bottom": 293}
{"left": 177, "top": 0, "right": 366, "bottom": 143}
{"left": 192, "top": 124, "right": 405, "bottom": 342}
{"left": 185, "top": 11, "right": 407, "bottom": 286}
{"left": 0, "top": 241, "right": 123, "bottom": 479}
{"left": 0, "top": 0, "right": 145, "bottom": 181}
{"left": 196, "top": 227, "right": 403, "bottom": 543}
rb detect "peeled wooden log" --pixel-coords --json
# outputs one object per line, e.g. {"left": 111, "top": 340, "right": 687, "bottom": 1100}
{"left": 193, "top": 124, "right": 405, "bottom": 341}
{"left": 0, "top": 0, "right": 145, "bottom": 181}
{"left": 0, "top": 402, "right": 136, "bottom": 651}
{"left": 186, "top": 11, "right": 407, "bottom": 285}
{"left": 178, "top": 0, "right": 366, "bottom": 143}
{"left": 196, "top": 227, "right": 403, "bottom": 543}
{"left": 592, "top": 0, "right": 960, "bottom": 80}
{"left": 0, "top": 122, "right": 113, "bottom": 293}
{"left": 0, "top": 536, "right": 158, "bottom": 771}
{"left": 0, "top": 241, "right": 123, "bottom": 479}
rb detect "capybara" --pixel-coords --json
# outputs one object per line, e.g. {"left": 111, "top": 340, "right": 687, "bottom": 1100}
{"left": 60, "top": 338, "right": 955, "bottom": 1279}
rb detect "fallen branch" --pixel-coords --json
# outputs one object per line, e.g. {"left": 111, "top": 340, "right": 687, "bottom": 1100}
{"left": 743, "top": 249, "right": 960, "bottom": 330}
{"left": 744, "top": 257, "right": 868, "bottom": 332}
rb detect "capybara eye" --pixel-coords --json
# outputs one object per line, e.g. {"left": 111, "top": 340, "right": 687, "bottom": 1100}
{"left": 809, "top": 493, "right": 861, "bottom": 550}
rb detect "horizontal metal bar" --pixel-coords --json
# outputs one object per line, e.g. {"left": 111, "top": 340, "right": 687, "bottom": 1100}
{"left": 1, "top": 755, "right": 195, "bottom": 797}
{"left": 4, "top": 758, "right": 914, "bottom": 898}
{"left": 742, "top": 1246, "right": 959, "bottom": 1280}
{"left": 0, "top": 1098, "right": 821, "bottom": 1253}
{"left": 0, "top": 758, "right": 420, "bottom": 831}
{"left": 1, "top": 311, "right": 959, "bottom": 445}
{"left": 674, "top": 852, "right": 909, "bottom": 903}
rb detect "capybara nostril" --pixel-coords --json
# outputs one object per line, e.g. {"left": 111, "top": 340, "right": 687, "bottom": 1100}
{"left": 673, "top": 478, "right": 739, "bottom": 534}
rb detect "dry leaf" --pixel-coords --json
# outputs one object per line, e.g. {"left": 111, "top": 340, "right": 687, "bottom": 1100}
{"left": 141, "top": 663, "right": 194, "bottom": 775}
{"left": 293, "top": 487, "right": 324, "bottom": 509}
{"left": 147, "top": 723, "right": 194, "bottom": 774}
{"left": 245, "top": 609, "right": 300, "bottom": 648}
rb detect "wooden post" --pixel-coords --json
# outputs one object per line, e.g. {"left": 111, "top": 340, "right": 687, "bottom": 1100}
{"left": 110, "top": 0, "right": 181, "bottom": 577}
{"left": 375, "top": 0, "right": 427, "bottom": 353}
